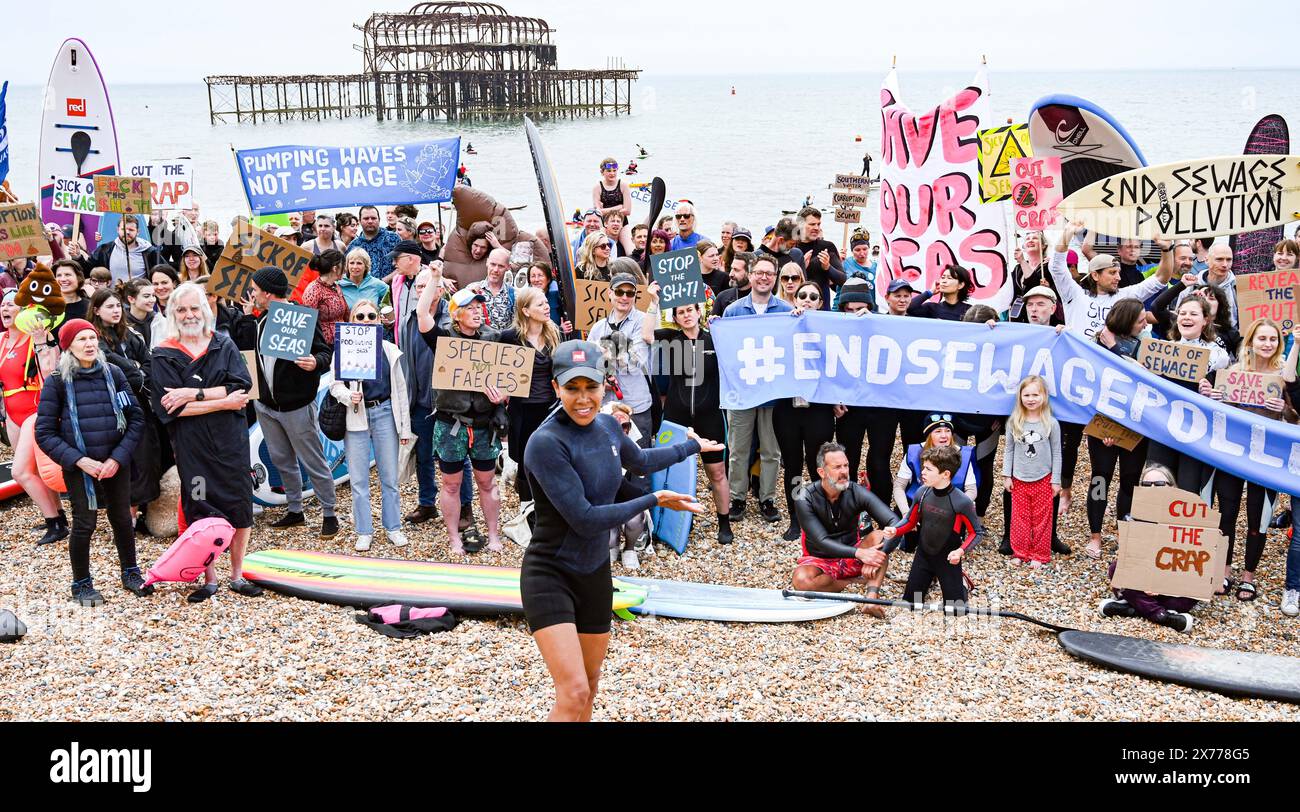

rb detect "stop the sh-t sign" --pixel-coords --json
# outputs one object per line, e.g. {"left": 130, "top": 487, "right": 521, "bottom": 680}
{"left": 651, "top": 248, "right": 706, "bottom": 310}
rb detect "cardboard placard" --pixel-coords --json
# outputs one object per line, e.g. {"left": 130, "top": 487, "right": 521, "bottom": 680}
{"left": 1234, "top": 269, "right": 1300, "bottom": 334}
{"left": 334, "top": 323, "right": 383, "bottom": 382}
{"left": 432, "top": 336, "right": 535, "bottom": 398}
{"left": 258, "top": 301, "right": 319, "bottom": 361}
{"left": 240, "top": 350, "right": 260, "bottom": 400}
{"left": 0, "top": 203, "right": 48, "bottom": 259}
{"left": 126, "top": 158, "right": 194, "bottom": 210}
{"left": 1213, "top": 368, "right": 1284, "bottom": 407}
{"left": 94, "top": 175, "right": 152, "bottom": 215}
{"left": 831, "top": 192, "right": 868, "bottom": 207}
{"left": 1082, "top": 414, "right": 1143, "bottom": 451}
{"left": 573, "top": 279, "right": 650, "bottom": 334}
{"left": 1112, "top": 519, "right": 1226, "bottom": 602}
{"left": 1136, "top": 338, "right": 1212, "bottom": 384}
{"left": 1129, "top": 486, "right": 1221, "bottom": 529}
{"left": 650, "top": 248, "right": 706, "bottom": 310}
{"left": 834, "top": 207, "right": 862, "bottom": 224}
{"left": 206, "top": 220, "right": 314, "bottom": 303}
{"left": 834, "top": 174, "right": 872, "bottom": 190}
{"left": 1010, "top": 156, "right": 1062, "bottom": 230}
{"left": 51, "top": 176, "right": 99, "bottom": 214}
{"left": 976, "top": 123, "right": 1031, "bottom": 203}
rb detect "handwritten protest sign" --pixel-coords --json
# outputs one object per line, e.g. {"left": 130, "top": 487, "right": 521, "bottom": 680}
{"left": 207, "top": 220, "right": 314, "bottom": 303}
{"left": 51, "top": 177, "right": 98, "bottom": 214}
{"left": 1137, "top": 338, "right": 1211, "bottom": 384}
{"left": 258, "top": 302, "right": 319, "bottom": 361}
{"left": 1011, "top": 156, "right": 1062, "bottom": 230}
{"left": 0, "top": 203, "right": 47, "bottom": 259}
{"left": 334, "top": 323, "right": 382, "bottom": 382}
{"left": 1213, "top": 368, "right": 1284, "bottom": 407}
{"left": 127, "top": 158, "right": 194, "bottom": 210}
{"left": 432, "top": 336, "right": 535, "bottom": 398}
{"left": 235, "top": 138, "right": 460, "bottom": 215}
{"left": 976, "top": 123, "right": 1031, "bottom": 203}
{"left": 240, "top": 351, "right": 260, "bottom": 400}
{"left": 1113, "top": 487, "right": 1225, "bottom": 601}
{"left": 651, "top": 248, "right": 706, "bottom": 310}
{"left": 834, "top": 174, "right": 872, "bottom": 191}
{"left": 574, "top": 279, "right": 650, "bottom": 334}
{"left": 94, "top": 175, "right": 151, "bottom": 215}
{"left": 1083, "top": 414, "right": 1143, "bottom": 451}
{"left": 832, "top": 192, "right": 868, "bottom": 207}
{"left": 834, "top": 207, "right": 862, "bottom": 224}
{"left": 1235, "top": 269, "right": 1300, "bottom": 334}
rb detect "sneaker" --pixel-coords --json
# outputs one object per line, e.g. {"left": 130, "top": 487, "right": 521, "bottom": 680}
{"left": 229, "top": 578, "right": 264, "bottom": 598}
{"left": 71, "top": 578, "right": 104, "bottom": 607}
{"left": 1271, "top": 509, "right": 1293, "bottom": 529}
{"left": 404, "top": 505, "right": 438, "bottom": 525}
{"left": 782, "top": 523, "right": 801, "bottom": 542}
{"left": 388, "top": 529, "right": 409, "bottom": 548}
{"left": 320, "top": 516, "right": 340, "bottom": 538}
{"left": 1155, "top": 610, "right": 1194, "bottom": 634}
{"left": 1098, "top": 598, "right": 1137, "bottom": 619}
{"left": 1051, "top": 537, "right": 1072, "bottom": 556}
{"left": 354, "top": 534, "right": 373, "bottom": 552}
{"left": 270, "top": 511, "right": 306, "bottom": 529}
{"left": 620, "top": 549, "right": 640, "bottom": 570}
{"left": 1282, "top": 589, "right": 1300, "bottom": 617}
{"left": 121, "top": 568, "right": 155, "bottom": 598}
{"left": 727, "top": 500, "right": 746, "bottom": 524}
{"left": 759, "top": 500, "right": 780, "bottom": 524}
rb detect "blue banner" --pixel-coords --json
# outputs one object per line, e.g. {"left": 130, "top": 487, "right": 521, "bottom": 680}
{"left": 0, "top": 81, "right": 9, "bottom": 185}
{"left": 712, "top": 312, "right": 1300, "bottom": 496}
{"left": 234, "top": 138, "right": 460, "bottom": 215}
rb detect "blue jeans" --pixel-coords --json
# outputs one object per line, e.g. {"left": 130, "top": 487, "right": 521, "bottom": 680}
{"left": 412, "top": 407, "right": 473, "bottom": 505}
{"left": 344, "top": 401, "right": 401, "bottom": 535}
{"left": 1288, "top": 502, "right": 1300, "bottom": 592}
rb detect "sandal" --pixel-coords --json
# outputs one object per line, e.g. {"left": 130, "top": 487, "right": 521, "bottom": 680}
{"left": 1237, "top": 581, "right": 1259, "bottom": 602}
{"left": 1084, "top": 543, "right": 1102, "bottom": 560}
{"left": 462, "top": 527, "right": 486, "bottom": 554}
{"left": 1216, "top": 577, "right": 1234, "bottom": 597}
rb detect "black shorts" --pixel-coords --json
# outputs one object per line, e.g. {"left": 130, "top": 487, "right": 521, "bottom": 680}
{"left": 664, "top": 407, "right": 726, "bottom": 465}
{"left": 520, "top": 550, "right": 613, "bottom": 635}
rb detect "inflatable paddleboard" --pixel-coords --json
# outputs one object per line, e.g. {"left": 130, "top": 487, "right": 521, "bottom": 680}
{"left": 243, "top": 549, "right": 649, "bottom": 615}
{"left": 622, "top": 577, "right": 856, "bottom": 623}
{"left": 38, "top": 38, "right": 121, "bottom": 252}
{"left": 1028, "top": 94, "right": 1147, "bottom": 197}
{"left": 248, "top": 373, "right": 369, "bottom": 507}
{"left": 1059, "top": 630, "right": 1300, "bottom": 704}
{"left": 1231, "top": 115, "right": 1291, "bottom": 275}
{"left": 648, "top": 421, "right": 696, "bottom": 554}
{"left": 1057, "top": 154, "right": 1300, "bottom": 241}
{"left": 0, "top": 461, "right": 25, "bottom": 502}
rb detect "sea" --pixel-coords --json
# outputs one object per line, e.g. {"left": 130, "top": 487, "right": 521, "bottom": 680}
{"left": 5, "top": 70, "right": 1300, "bottom": 241}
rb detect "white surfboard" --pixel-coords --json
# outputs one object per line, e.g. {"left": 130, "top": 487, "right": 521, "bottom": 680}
{"left": 1057, "top": 154, "right": 1300, "bottom": 241}
{"left": 38, "top": 38, "right": 121, "bottom": 251}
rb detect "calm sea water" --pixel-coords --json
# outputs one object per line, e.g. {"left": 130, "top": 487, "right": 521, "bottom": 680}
{"left": 6, "top": 70, "right": 1300, "bottom": 240}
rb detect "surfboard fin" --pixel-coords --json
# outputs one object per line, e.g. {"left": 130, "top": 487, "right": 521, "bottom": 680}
{"left": 614, "top": 608, "right": 636, "bottom": 622}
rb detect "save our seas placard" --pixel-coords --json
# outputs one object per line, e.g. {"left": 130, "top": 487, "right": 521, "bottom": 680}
{"left": 1136, "top": 338, "right": 1211, "bottom": 384}
{"left": 258, "top": 301, "right": 319, "bottom": 361}
{"left": 94, "top": 175, "right": 152, "bottom": 215}
{"left": 1235, "top": 269, "right": 1299, "bottom": 334}
{"left": 1213, "top": 368, "right": 1284, "bottom": 407}
{"left": 206, "top": 220, "right": 314, "bottom": 303}
{"left": 650, "top": 248, "right": 706, "bottom": 309}
{"left": 432, "top": 336, "right": 535, "bottom": 398}
{"left": 574, "top": 279, "right": 651, "bottom": 333}
{"left": 0, "top": 203, "right": 48, "bottom": 259}
{"left": 1112, "top": 486, "right": 1226, "bottom": 601}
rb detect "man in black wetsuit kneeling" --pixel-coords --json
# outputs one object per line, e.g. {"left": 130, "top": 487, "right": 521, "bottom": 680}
{"left": 791, "top": 443, "right": 899, "bottom": 618}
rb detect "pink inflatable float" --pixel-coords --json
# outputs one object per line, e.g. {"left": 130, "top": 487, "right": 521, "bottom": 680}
{"left": 144, "top": 517, "right": 234, "bottom": 586}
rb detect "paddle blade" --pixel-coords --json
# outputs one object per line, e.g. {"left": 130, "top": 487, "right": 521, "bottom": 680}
{"left": 643, "top": 177, "right": 667, "bottom": 231}
{"left": 70, "top": 131, "right": 91, "bottom": 174}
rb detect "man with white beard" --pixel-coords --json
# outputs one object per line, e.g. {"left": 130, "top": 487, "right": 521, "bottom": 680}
{"left": 151, "top": 283, "right": 260, "bottom": 602}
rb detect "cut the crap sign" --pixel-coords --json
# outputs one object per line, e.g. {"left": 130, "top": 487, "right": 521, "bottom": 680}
{"left": 1112, "top": 487, "right": 1226, "bottom": 601}
{"left": 432, "top": 337, "right": 535, "bottom": 398}
{"left": 1058, "top": 154, "right": 1300, "bottom": 240}
{"left": 1011, "top": 157, "right": 1062, "bottom": 229}
{"left": 127, "top": 158, "right": 194, "bottom": 210}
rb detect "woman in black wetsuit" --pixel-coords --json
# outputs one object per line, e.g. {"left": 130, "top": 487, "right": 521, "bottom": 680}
{"left": 521, "top": 340, "right": 721, "bottom": 722}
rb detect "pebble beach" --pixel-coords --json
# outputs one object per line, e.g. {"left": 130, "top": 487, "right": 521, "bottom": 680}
{"left": 3, "top": 442, "right": 1300, "bottom": 723}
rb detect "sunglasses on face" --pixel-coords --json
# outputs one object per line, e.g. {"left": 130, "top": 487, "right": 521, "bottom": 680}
{"left": 613, "top": 288, "right": 637, "bottom": 298}
{"left": 780, "top": 275, "right": 801, "bottom": 282}
{"left": 797, "top": 292, "right": 821, "bottom": 301}
{"left": 354, "top": 313, "right": 379, "bottom": 321}
{"left": 676, "top": 214, "right": 694, "bottom": 220}
{"left": 1138, "top": 481, "right": 1171, "bottom": 487}
{"left": 594, "top": 242, "right": 611, "bottom": 250}
{"left": 418, "top": 229, "right": 435, "bottom": 235}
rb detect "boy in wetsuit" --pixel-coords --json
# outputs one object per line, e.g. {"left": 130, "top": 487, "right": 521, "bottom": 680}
{"left": 881, "top": 445, "right": 985, "bottom": 607}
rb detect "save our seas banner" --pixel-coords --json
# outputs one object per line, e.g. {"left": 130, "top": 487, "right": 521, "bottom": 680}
{"left": 712, "top": 313, "right": 1300, "bottom": 496}
{"left": 235, "top": 138, "right": 461, "bottom": 215}
{"left": 878, "top": 67, "right": 1012, "bottom": 312}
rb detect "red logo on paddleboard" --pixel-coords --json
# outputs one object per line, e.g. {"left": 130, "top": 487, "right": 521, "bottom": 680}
{"left": 66, "top": 98, "right": 86, "bottom": 117}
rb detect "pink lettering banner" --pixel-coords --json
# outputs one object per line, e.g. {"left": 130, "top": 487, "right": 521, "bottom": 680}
{"left": 1011, "top": 156, "right": 1063, "bottom": 231}
{"left": 877, "top": 67, "right": 1011, "bottom": 310}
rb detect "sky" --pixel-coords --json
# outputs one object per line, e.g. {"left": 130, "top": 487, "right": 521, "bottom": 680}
{"left": 9, "top": 0, "right": 1297, "bottom": 85}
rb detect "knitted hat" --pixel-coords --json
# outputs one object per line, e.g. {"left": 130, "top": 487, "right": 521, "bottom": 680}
{"left": 252, "top": 266, "right": 289, "bottom": 297}
{"left": 58, "top": 318, "right": 97, "bottom": 352}
{"left": 837, "top": 278, "right": 874, "bottom": 311}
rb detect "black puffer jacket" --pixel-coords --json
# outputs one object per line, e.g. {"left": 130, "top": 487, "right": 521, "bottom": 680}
{"left": 35, "top": 362, "right": 144, "bottom": 469}
{"left": 100, "top": 327, "right": 151, "bottom": 401}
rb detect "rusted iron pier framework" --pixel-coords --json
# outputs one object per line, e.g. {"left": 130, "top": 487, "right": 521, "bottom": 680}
{"left": 204, "top": 2, "right": 639, "bottom": 125}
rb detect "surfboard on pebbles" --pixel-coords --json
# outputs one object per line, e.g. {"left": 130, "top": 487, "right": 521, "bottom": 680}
{"left": 1231, "top": 115, "right": 1291, "bottom": 275}
{"left": 38, "top": 38, "right": 121, "bottom": 252}
{"left": 622, "top": 577, "right": 856, "bottom": 623}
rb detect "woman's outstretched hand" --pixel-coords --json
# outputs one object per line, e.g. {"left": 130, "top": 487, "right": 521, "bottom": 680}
{"left": 655, "top": 490, "right": 704, "bottom": 514}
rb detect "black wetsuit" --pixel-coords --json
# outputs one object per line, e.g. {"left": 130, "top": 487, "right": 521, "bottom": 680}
{"left": 882, "top": 484, "right": 983, "bottom": 604}
{"left": 793, "top": 481, "right": 898, "bottom": 560}
{"left": 651, "top": 328, "right": 724, "bottom": 464}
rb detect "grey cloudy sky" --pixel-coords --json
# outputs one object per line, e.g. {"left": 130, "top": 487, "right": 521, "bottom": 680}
{"left": 11, "top": 0, "right": 1296, "bottom": 84}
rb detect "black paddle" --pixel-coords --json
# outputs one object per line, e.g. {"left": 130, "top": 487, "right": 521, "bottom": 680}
{"left": 639, "top": 177, "right": 667, "bottom": 276}
{"left": 70, "top": 131, "right": 92, "bottom": 175}
{"left": 781, "top": 589, "right": 1076, "bottom": 634}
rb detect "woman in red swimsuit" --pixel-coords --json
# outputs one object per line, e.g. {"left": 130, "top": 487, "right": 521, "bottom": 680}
{"left": 0, "top": 290, "right": 66, "bottom": 544}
